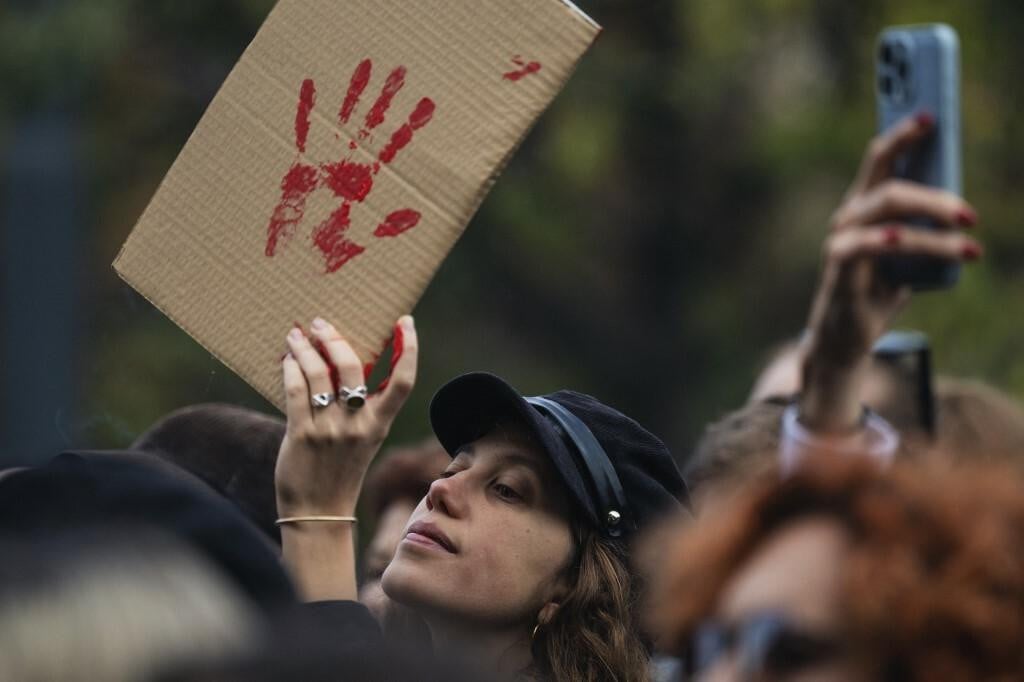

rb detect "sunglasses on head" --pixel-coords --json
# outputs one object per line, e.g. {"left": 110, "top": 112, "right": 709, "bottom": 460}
{"left": 685, "top": 611, "right": 842, "bottom": 680}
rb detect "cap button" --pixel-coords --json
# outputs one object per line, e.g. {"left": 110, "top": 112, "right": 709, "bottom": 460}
{"left": 606, "top": 510, "right": 621, "bottom": 526}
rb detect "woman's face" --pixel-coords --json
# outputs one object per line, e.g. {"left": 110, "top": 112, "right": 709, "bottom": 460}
{"left": 694, "top": 517, "right": 869, "bottom": 682}
{"left": 381, "top": 424, "right": 575, "bottom": 629}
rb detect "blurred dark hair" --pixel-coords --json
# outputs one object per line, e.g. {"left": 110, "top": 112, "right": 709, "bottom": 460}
{"left": 685, "top": 399, "right": 785, "bottom": 497}
{"left": 688, "top": 373, "right": 1024, "bottom": 498}
{"left": 132, "top": 403, "right": 285, "bottom": 542}
{"left": 933, "top": 377, "right": 1024, "bottom": 464}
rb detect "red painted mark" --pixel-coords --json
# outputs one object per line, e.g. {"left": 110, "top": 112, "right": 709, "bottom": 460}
{"left": 264, "top": 61, "right": 436, "bottom": 272}
{"left": 377, "top": 322, "right": 405, "bottom": 391}
{"left": 265, "top": 163, "right": 318, "bottom": 256}
{"left": 311, "top": 337, "right": 341, "bottom": 395}
{"left": 311, "top": 203, "right": 366, "bottom": 273}
{"left": 503, "top": 56, "right": 541, "bottom": 81}
{"left": 379, "top": 98, "right": 436, "bottom": 163}
{"left": 295, "top": 79, "right": 316, "bottom": 152}
{"left": 363, "top": 362, "right": 376, "bottom": 383}
{"left": 339, "top": 59, "right": 372, "bottom": 124}
{"left": 320, "top": 160, "right": 374, "bottom": 201}
{"left": 883, "top": 225, "right": 901, "bottom": 246}
{"left": 375, "top": 209, "right": 421, "bottom": 237}
{"left": 363, "top": 66, "right": 407, "bottom": 135}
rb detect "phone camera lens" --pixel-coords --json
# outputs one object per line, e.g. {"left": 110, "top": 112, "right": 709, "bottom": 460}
{"left": 880, "top": 44, "right": 893, "bottom": 63}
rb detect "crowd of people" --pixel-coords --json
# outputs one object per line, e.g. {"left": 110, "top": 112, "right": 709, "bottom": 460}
{"left": 2, "top": 109, "right": 1022, "bottom": 682}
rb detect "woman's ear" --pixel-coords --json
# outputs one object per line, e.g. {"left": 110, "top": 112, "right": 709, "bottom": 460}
{"left": 537, "top": 601, "right": 561, "bottom": 626}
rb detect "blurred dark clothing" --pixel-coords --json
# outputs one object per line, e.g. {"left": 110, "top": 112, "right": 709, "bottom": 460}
{"left": 0, "top": 449, "right": 295, "bottom": 612}
{"left": 0, "top": 450, "right": 481, "bottom": 680}
{"left": 161, "top": 600, "right": 480, "bottom": 682}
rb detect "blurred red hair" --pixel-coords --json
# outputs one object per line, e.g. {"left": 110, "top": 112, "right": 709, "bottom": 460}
{"left": 648, "top": 454, "right": 1024, "bottom": 680}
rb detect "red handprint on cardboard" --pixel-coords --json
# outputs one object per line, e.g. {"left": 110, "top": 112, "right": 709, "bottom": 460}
{"left": 265, "top": 59, "right": 436, "bottom": 273}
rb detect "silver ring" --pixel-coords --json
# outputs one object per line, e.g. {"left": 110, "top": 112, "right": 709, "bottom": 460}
{"left": 339, "top": 385, "right": 369, "bottom": 410}
{"left": 310, "top": 392, "right": 336, "bottom": 409}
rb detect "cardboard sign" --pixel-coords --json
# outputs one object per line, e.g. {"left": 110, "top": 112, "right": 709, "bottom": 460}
{"left": 115, "top": 0, "right": 600, "bottom": 410}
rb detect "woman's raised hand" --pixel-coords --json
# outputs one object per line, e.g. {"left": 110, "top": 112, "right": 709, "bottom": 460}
{"left": 275, "top": 315, "right": 418, "bottom": 519}
{"left": 800, "top": 113, "right": 982, "bottom": 431}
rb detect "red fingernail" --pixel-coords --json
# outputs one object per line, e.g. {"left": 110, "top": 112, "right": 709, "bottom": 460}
{"left": 883, "top": 226, "right": 901, "bottom": 246}
{"left": 961, "top": 243, "right": 983, "bottom": 261}
{"left": 915, "top": 111, "right": 935, "bottom": 128}
{"left": 955, "top": 207, "right": 978, "bottom": 227}
{"left": 377, "top": 323, "right": 405, "bottom": 392}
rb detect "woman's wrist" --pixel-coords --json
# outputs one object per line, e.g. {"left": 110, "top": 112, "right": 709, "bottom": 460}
{"left": 798, "top": 353, "right": 869, "bottom": 433}
{"left": 275, "top": 470, "right": 366, "bottom": 518}
{"left": 276, "top": 495, "right": 360, "bottom": 519}
{"left": 280, "top": 522, "right": 359, "bottom": 601}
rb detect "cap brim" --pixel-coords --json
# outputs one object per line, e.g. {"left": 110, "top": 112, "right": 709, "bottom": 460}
{"left": 428, "top": 373, "right": 597, "bottom": 526}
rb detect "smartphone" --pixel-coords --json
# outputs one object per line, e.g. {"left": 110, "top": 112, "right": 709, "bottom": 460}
{"left": 875, "top": 24, "right": 961, "bottom": 290}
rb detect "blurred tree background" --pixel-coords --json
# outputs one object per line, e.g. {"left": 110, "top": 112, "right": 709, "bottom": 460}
{"left": 2, "top": 0, "right": 1023, "bottom": 467}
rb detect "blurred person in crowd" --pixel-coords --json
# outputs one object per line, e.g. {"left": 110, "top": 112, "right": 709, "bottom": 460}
{"left": 647, "top": 453, "right": 1024, "bottom": 681}
{"left": 686, "top": 109, "right": 985, "bottom": 497}
{"left": 765, "top": 110, "right": 981, "bottom": 471}
{"left": 132, "top": 403, "right": 451, "bottom": 582}
{"left": 358, "top": 437, "right": 448, "bottom": 620}
{"left": 689, "top": 363, "right": 1024, "bottom": 499}
{"left": 274, "top": 315, "right": 689, "bottom": 681}
{"left": 0, "top": 449, "right": 296, "bottom": 613}
{"left": 133, "top": 403, "right": 286, "bottom": 542}
{"left": 0, "top": 530, "right": 260, "bottom": 682}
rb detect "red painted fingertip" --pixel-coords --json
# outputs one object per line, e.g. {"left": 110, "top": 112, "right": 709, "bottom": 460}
{"left": 377, "top": 323, "right": 405, "bottom": 392}
{"left": 961, "top": 243, "right": 983, "bottom": 261}
{"left": 883, "top": 225, "right": 901, "bottom": 246}
{"left": 914, "top": 111, "right": 935, "bottom": 128}
{"left": 955, "top": 207, "right": 978, "bottom": 227}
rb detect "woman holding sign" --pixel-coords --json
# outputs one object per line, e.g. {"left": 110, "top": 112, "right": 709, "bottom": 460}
{"left": 274, "top": 316, "right": 687, "bottom": 681}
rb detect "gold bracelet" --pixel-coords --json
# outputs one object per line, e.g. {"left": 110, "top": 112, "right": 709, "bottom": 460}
{"left": 275, "top": 515, "right": 358, "bottom": 526}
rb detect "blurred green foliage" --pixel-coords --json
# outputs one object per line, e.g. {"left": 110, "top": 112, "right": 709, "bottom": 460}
{"left": 4, "top": 0, "right": 1024, "bottom": 461}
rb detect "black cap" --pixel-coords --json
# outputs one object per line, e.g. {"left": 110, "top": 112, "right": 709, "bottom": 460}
{"left": 429, "top": 373, "right": 689, "bottom": 538}
{"left": 0, "top": 450, "right": 296, "bottom": 612}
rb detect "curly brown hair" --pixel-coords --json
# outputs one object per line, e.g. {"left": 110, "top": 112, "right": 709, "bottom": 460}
{"left": 532, "top": 522, "right": 650, "bottom": 682}
{"left": 649, "top": 454, "right": 1024, "bottom": 681}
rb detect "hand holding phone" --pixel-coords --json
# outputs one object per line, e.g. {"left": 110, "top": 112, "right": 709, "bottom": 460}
{"left": 876, "top": 23, "right": 962, "bottom": 290}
